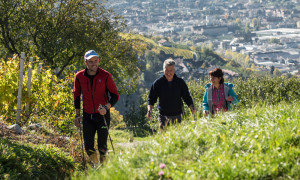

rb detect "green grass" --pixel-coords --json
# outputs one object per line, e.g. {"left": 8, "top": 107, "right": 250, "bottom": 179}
{"left": 77, "top": 102, "right": 300, "bottom": 179}
{"left": 0, "top": 138, "right": 74, "bottom": 180}
{"left": 110, "top": 129, "right": 133, "bottom": 143}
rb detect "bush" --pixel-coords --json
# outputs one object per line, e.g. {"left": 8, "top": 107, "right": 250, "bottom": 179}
{"left": 0, "top": 138, "right": 74, "bottom": 179}
{"left": 110, "top": 107, "right": 126, "bottom": 129}
{"left": 186, "top": 75, "right": 300, "bottom": 111}
{"left": 0, "top": 56, "right": 75, "bottom": 135}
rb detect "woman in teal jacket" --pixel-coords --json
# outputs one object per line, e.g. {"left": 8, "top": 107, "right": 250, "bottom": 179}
{"left": 203, "top": 68, "right": 239, "bottom": 116}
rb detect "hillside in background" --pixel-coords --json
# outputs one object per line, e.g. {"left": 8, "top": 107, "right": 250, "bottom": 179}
{"left": 123, "top": 33, "right": 261, "bottom": 82}
{"left": 109, "top": 0, "right": 300, "bottom": 76}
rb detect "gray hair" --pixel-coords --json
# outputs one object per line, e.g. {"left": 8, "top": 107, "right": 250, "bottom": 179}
{"left": 163, "top": 58, "right": 175, "bottom": 69}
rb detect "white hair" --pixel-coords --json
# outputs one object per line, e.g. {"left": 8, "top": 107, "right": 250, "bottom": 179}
{"left": 163, "top": 58, "right": 175, "bottom": 69}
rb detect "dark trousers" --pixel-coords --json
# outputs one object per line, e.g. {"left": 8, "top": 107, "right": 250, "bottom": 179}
{"left": 82, "top": 111, "right": 110, "bottom": 156}
{"left": 159, "top": 114, "right": 181, "bottom": 129}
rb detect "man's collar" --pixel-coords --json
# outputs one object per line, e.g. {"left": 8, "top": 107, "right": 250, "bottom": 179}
{"left": 84, "top": 67, "right": 99, "bottom": 76}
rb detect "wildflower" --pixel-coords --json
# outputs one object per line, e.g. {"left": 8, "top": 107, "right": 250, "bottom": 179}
{"left": 159, "top": 163, "right": 166, "bottom": 169}
{"left": 158, "top": 171, "right": 164, "bottom": 176}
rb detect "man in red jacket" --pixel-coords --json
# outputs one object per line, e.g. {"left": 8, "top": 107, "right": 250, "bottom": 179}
{"left": 73, "top": 50, "right": 119, "bottom": 164}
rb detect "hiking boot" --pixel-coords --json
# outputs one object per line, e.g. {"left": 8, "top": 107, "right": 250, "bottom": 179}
{"left": 100, "top": 154, "right": 106, "bottom": 163}
{"left": 99, "top": 148, "right": 107, "bottom": 163}
{"left": 89, "top": 153, "right": 99, "bottom": 165}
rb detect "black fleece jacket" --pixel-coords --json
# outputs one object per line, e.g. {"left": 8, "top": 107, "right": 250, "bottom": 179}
{"left": 147, "top": 74, "right": 194, "bottom": 116}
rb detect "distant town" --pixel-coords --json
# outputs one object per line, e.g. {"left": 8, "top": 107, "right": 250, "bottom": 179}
{"left": 106, "top": 0, "right": 300, "bottom": 75}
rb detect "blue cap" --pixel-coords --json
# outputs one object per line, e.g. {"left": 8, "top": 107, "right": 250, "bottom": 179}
{"left": 84, "top": 50, "right": 99, "bottom": 61}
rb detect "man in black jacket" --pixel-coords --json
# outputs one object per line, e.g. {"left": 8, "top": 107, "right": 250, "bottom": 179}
{"left": 147, "top": 58, "right": 195, "bottom": 129}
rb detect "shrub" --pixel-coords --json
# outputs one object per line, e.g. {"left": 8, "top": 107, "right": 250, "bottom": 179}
{"left": 0, "top": 56, "right": 75, "bottom": 135}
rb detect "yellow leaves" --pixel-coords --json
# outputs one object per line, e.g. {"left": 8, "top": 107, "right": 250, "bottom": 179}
{"left": 46, "top": 144, "right": 55, "bottom": 149}
{"left": 1, "top": 55, "right": 75, "bottom": 127}
{"left": 110, "top": 107, "right": 125, "bottom": 128}
{"left": 224, "top": 50, "right": 250, "bottom": 68}
{"left": 152, "top": 48, "right": 161, "bottom": 54}
{"left": 54, "top": 100, "right": 60, "bottom": 108}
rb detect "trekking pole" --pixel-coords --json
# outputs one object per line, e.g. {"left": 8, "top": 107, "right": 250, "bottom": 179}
{"left": 147, "top": 111, "right": 154, "bottom": 135}
{"left": 79, "top": 122, "right": 86, "bottom": 169}
{"left": 99, "top": 105, "right": 115, "bottom": 155}
{"left": 164, "top": 115, "right": 170, "bottom": 127}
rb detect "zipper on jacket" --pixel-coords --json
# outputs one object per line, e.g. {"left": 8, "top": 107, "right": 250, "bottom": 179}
{"left": 87, "top": 77, "right": 96, "bottom": 114}
{"left": 91, "top": 79, "right": 96, "bottom": 114}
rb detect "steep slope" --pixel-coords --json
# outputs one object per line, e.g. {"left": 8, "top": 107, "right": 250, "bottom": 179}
{"left": 82, "top": 102, "right": 300, "bottom": 179}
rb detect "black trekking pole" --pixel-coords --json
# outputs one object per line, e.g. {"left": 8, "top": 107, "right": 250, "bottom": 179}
{"left": 79, "top": 122, "right": 86, "bottom": 169}
{"left": 147, "top": 111, "right": 154, "bottom": 135}
{"left": 99, "top": 105, "right": 115, "bottom": 155}
{"left": 164, "top": 115, "right": 170, "bottom": 128}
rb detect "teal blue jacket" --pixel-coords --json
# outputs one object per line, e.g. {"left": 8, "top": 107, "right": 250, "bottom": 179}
{"left": 202, "top": 83, "right": 239, "bottom": 114}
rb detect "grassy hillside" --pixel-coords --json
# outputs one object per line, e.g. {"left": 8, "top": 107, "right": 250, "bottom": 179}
{"left": 158, "top": 46, "right": 193, "bottom": 59}
{"left": 122, "top": 34, "right": 193, "bottom": 59}
{"left": 78, "top": 102, "right": 300, "bottom": 179}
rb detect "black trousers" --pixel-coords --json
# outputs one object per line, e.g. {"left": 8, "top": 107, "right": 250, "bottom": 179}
{"left": 159, "top": 114, "right": 181, "bottom": 129}
{"left": 82, "top": 111, "right": 110, "bottom": 156}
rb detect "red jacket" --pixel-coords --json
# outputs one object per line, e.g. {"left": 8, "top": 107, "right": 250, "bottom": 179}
{"left": 73, "top": 68, "right": 119, "bottom": 114}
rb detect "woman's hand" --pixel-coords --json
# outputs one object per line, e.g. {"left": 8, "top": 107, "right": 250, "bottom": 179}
{"left": 203, "top": 110, "right": 209, "bottom": 117}
{"left": 189, "top": 105, "right": 196, "bottom": 114}
{"left": 226, "top": 96, "right": 233, "bottom": 101}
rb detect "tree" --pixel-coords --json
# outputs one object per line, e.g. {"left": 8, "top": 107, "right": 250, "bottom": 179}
{"left": 144, "top": 50, "right": 161, "bottom": 72}
{"left": 245, "top": 22, "right": 251, "bottom": 34}
{"left": 274, "top": 68, "right": 282, "bottom": 76}
{"left": 228, "top": 60, "right": 241, "bottom": 68}
{"left": 252, "top": 18, "right": 260, "bottom": 31}
{"left": 270, "top": 65, "right": 275, "bottom": 75}
{"left": 235, "top": 18, "right": 241, "bottom": 27}
{"left": 0, "top": 0, "right": 141, "bottom": 93}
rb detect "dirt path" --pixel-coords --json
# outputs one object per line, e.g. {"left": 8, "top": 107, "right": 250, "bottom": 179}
{"left": 115, "top": 141, "right": 147, "bottom": 148}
